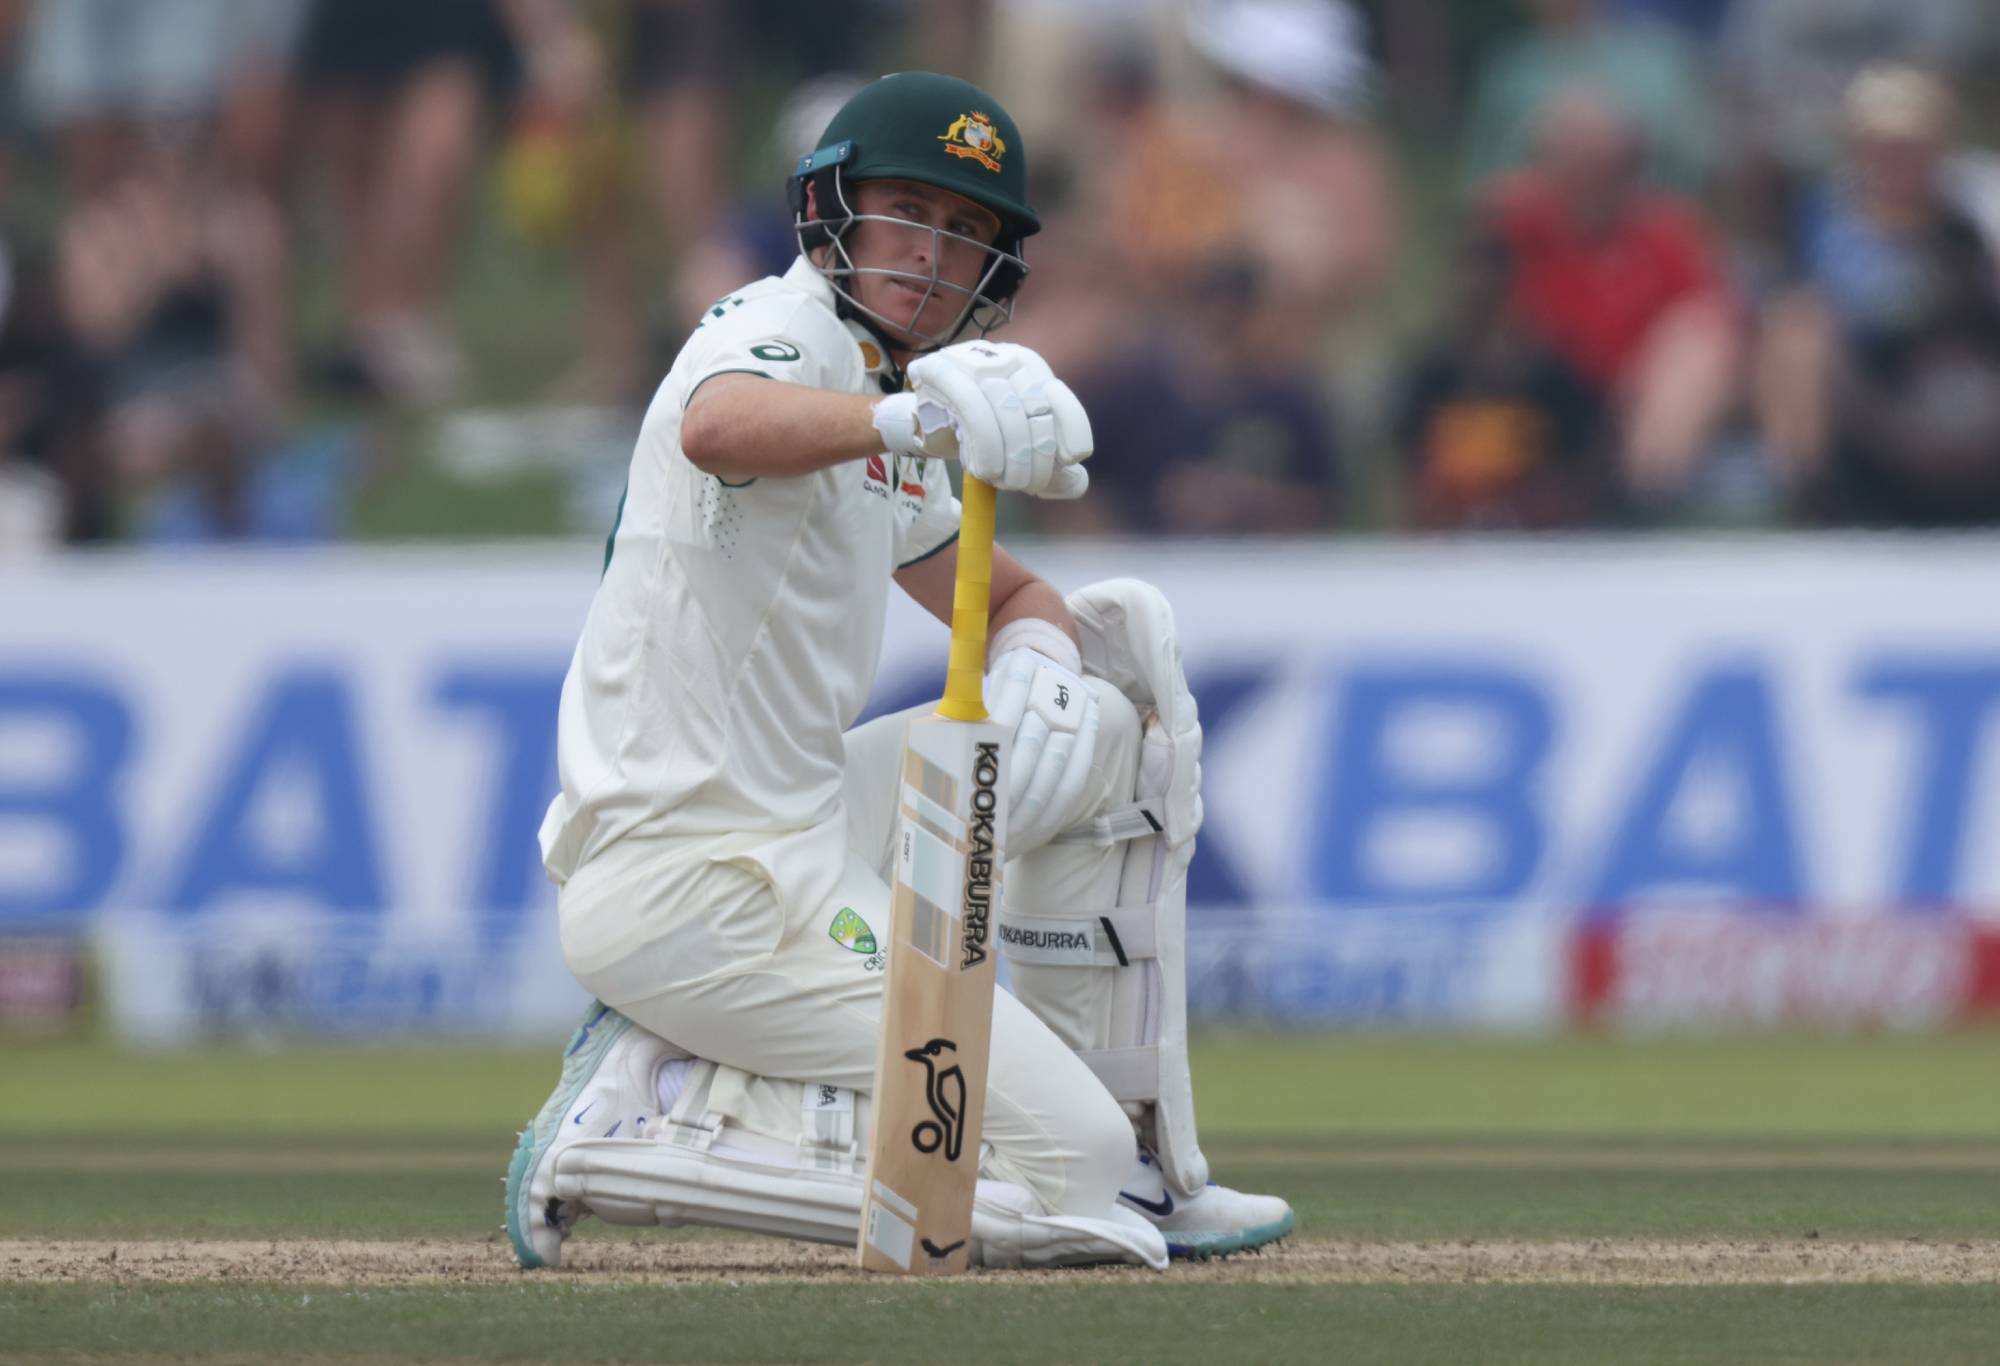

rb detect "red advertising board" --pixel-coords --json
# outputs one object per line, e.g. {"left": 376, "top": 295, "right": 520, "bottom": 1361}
{"left": 1572, "top": 912, "right": 2000, "bottom": 1028}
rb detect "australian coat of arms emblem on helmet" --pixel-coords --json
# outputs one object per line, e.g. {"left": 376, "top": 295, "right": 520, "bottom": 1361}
{"left": 938, "top": 112, "right": 1005, "bottom": 173}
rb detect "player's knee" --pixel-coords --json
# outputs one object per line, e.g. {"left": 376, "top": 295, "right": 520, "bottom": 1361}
{"left": 1090, "top": 676, "right": 1141, "bottom": 762}
{"left": 1075, "top": 676, "right": 1141, "bottom": 824}
{"left": 1059, "top": 1082, "right": 1139, "bottom": 1215}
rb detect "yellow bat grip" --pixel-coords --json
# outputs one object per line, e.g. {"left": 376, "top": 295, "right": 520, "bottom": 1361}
{"left": 938, "top": 474, "right": 996, "bottom": 721}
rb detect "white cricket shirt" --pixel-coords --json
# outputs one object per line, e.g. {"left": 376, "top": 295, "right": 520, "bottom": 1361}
{"left": 539, "top": 257, "right": 961, "bottom": 882}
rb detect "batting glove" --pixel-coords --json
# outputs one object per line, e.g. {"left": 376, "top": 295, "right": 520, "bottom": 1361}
{"left": 897, "top": 341, "right": 1092, "bottom": 500}
{"left": 984, "top": 620, "right": 1101, "bottom": 852}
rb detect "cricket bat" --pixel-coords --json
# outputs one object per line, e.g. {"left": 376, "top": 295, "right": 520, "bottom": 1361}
{"left": 857, "top": 470, "right": 1005, "bottom": 1275}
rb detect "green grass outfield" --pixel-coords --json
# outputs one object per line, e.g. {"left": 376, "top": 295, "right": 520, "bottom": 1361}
{"left": 4, "top": 1032, "right": 1998, "bottom": 1363}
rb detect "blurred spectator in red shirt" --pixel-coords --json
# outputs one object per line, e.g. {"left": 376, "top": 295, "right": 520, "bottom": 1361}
{"left": 1483, "top": 88, "right": 1741, "bottom": 510}
{"left": 1395, "top": 226, "right": 1615, "bottom": 530}
{"left": 1756, "top": 64, "right": 2000, "bottom": 526}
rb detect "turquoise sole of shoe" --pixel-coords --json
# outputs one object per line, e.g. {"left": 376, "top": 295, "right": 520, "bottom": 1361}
{"left": 504, "top": 1001, "right": 633, "bottom": 1270}
{"left": 1165, "top": 1209, "right": 1297, "bottom": 1261}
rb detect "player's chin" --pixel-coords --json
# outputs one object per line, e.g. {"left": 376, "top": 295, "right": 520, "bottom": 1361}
{"left": 870, "top": 282, "right": 928, "bottom": 333}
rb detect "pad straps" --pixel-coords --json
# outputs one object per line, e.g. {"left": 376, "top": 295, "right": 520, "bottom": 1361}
{"left": 1050, "top": 799, "right": 1166, "bottom": 847}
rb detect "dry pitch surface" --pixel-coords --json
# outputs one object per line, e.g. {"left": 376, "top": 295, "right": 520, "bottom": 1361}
{"left": 9, "top": 1038, "right": 2000, "bottom": 1362}
{"left": 8, "top": 1236, "right": 1999, "bottom": 1287}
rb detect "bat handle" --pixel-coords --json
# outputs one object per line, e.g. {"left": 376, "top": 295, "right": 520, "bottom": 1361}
{"left": 938, "top": 474, "right": 995, "bottom": 722}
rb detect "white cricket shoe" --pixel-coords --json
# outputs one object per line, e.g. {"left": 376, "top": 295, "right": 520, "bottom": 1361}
{"left": 504, "top": 1001, "right": 687, "bottom": 1269}
{"left": 1115, "top": 1152, "right": 1295, "bottom": 1260}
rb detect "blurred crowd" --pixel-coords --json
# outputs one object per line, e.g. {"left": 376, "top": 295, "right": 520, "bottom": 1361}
{"left": 2, "top": 0, "right": 1998, "bottom": 550}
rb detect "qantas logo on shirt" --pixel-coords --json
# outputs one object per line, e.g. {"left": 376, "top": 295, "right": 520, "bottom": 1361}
{"left": 863, "top": 453, "right": 927, "bottom": 513}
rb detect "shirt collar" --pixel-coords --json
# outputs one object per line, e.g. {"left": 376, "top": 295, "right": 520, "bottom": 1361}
{"left": 788, "top": 253, "right": 896, "bottom": 385}
{"left": 783, "top": 253, "right": 834, "bottom": 306}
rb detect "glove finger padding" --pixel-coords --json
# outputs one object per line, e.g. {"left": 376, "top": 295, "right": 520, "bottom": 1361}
{"left": 1041, "top": 374, "right": 1094, "bottom": 464}
{"left": 983, "top": 647, "right": 1036, "bottom": 728}
{"left": 1009, "top": 659, "right": 1100, "bottom": 851}
{"left": 1013, "top": 688, "right": 1098, "bottom": 849}
{"left": 1009, "top": 710, "right": 1052, "bottom": 804}
{"left": 907, "top": 343, "right": 1091, "bottom": 499}
{"left": 983, "top": 643, "right": 1098, "bottom": 851}
{"left": 1040, "top": 686, "right": 1101, "bottom": 836}
{"left": 948, "top": 339, "right": 1040, "bottom": 382}
{"left": 1039, "top": 462, "right": 1090, "bottom": 500}
{"left": 1008, "top": 369, "right": 1062, "bottom": 495}
{"left": 975, "top": 374, "right": 1041, "bottom": 494}
{"left": 908, "top": 353, "right": 1005, "bottom": 483}
{"left": 1020, "top": 726, "right": 1075, "bottom": 825}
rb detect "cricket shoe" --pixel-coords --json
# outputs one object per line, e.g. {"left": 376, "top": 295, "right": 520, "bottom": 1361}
{"left": 504, "top": 1000, "right": 689, "bottom": 1269}
{"left": 1116, "top": 1152, "right": 1295, "bottom": 1260}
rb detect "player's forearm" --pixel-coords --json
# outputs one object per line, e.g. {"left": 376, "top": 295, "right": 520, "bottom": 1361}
{"left": 989, "top": 577, "right": 1081, "bottom": 657}
{"left": 681, "top": 375, "right": 887, "bottom": 481}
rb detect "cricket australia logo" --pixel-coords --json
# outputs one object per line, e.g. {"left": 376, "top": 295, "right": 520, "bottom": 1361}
{"left": 904, "top": 1038, "right": 967, "bottom": 1162}
{"left": 939, "top": 112, "right": 1006, "bottom": 173}
{"left": 827, "top": 907, "right": 877, "bottom": 955}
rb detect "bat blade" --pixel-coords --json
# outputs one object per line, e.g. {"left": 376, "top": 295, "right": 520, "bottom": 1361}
{"left": 858, "top": 711, "right": 1006, "bottom": 1274}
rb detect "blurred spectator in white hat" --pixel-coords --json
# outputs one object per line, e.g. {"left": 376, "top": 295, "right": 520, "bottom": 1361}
{"left": 1181, "top": 0, "right": 1395, "bottom": 357}
{"left": 1016, "top": 0, "right": 1387, "bottom": 538}
{"left": 986, "top": 0, "right": 1201, "bottom": 156}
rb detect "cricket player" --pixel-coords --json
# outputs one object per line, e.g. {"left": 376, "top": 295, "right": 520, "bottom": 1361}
{"left": 506, "top": 72, "right": 1294, "bottom": 1271}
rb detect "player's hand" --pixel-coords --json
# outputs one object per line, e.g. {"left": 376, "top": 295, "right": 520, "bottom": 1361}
{"left": 984, "top": 646, "right": 1100, "bottom": 851}
{"left": 900, "top": 341, "right": 1093, "bottom": 500}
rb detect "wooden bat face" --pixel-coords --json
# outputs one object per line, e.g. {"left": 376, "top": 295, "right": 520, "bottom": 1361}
{"left": 859, "top": 712, "right": 1006, "bottom": 1274}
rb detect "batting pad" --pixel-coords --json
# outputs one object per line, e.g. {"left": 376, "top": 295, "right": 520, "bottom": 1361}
{"left": 551, "top": 1134, "right": 1165, "bottom": 1269}
{"left": 999, "top": 578, "right": 1211, "bottom": 1201}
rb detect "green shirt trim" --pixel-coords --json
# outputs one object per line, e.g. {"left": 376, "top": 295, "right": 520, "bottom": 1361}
{"left": 896, "top": 528, "right": 960, "bottom": 571}
{"left": 684, "top": 368, "right": 772, "bottom": 488}
{"left": 683, "top": 367, "right": 772, "bottom": 407}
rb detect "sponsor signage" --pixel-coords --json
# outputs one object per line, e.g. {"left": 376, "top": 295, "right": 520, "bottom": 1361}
{"left": 1571, "top": 910, "right": 2000, "bottom": 1028}
{"left": 6, "top": 538, "right": 2000, "bottom": 1036}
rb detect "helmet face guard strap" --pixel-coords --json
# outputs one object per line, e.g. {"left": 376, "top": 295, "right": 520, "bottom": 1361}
{"left": 791, "top": 160, "right": 1028, "bottom": 352}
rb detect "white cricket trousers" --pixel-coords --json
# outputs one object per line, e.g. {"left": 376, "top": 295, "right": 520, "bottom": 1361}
{"left": 555, "top": 682, "right": 1141, "bottom": 1219}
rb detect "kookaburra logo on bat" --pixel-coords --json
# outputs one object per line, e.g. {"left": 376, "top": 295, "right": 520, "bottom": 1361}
{"left": 904, "top": 1038, "right": 967, "bottom": 1162}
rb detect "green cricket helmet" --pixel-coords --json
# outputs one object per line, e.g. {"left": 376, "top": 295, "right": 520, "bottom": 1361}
{"left": 786, "top": 71, "right": 1040, "bottom": 351}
